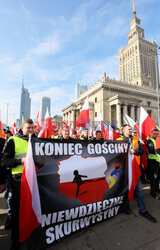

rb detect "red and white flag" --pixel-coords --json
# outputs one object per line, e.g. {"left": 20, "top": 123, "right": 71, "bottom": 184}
{"left": 76, "top": 97, "right": 89, "bottom": 128}
{"left": 139, "top": 106, "right": 156, "bottom": 170}
{"left": 19, "top": 137, "right": 42, "bottom": 242}
{"left": 10, "top": 122, "right": 17, "bottom": 135}
{"left": 36, "top": 109, "right": 43, "bottom": 132}
{"left": 140, "top": 106, "right": 156, "bottom": 141}
{"left": 95, "top": 114, "right": 105, "bottom": 138}
{"left": 0, "top": 121, "right": 5, "bottom": 139}
{"left": 125, "top": 114, "right": 139, "bottom": 134}
{"left": 105, "top": 124, "right": 120, "bottom": 140}
{"left": 128, "top": 152, "right": 141, "bottom": 202}
{"left": 38, "top": 109, "right": 54, "bottom": 138}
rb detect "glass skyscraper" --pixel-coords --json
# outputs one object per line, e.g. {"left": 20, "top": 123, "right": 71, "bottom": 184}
{"left": 40, "top": 96, "right": 51, "bottom": 119}
{"left": 20, "top": 83, "right": 31, "bottom": 125}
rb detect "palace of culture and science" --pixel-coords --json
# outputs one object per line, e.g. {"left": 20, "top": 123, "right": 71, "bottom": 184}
{"left": 62, "top": 0, "right": 160, "bottom": 128}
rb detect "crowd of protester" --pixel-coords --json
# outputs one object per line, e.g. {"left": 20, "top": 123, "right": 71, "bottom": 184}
{"left": 0, "top": 119, "right": 160, "bottom": 249}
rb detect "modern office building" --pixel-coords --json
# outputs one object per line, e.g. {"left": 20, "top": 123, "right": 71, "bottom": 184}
{"left": 20, "top": 83, "right": 31, "bottom": 125}
{"left": 75, "top": 83, "right": 88, "bottom": 99}
{"left": 40, "top": 96, "right": 51, "bottom": 119}
{"left": 62, "top": 0, "right": 160, "bottom": 128}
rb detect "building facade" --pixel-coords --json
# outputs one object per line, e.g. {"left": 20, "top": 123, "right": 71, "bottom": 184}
{"left": 40, "top": 96, "right": 51, "bottom": 119}
{"left": 62, "top": 0, "right": 160, "bottom": 128}
{"left": 118, "top": 0, "right": 159, "bottom": 89}
{"left": 20, "top": 83, "right": 31, "bottom": 125}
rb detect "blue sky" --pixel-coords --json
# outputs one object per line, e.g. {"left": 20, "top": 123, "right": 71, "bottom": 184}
{"left": 0, "top": 0, "right": 160, "bottom": 125}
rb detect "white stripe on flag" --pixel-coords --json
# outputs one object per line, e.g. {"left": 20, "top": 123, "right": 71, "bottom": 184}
{"left": 128, "top": 150, "right": 134, "bottom": 191}
{"left": 25, "top": 138, "right": 42, "bottom": 223}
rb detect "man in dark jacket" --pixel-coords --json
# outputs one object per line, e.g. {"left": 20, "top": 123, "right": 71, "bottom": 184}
{"left": 0, "top": 119, "right": 35, "bottom": 250}
{"left": 146, "top": 128, "right": 160, "bottom": 199}
{"left": 117, "top": 124, "right": 156, "bottom": 223}
{"left": 93, "top": 130, "right": 104, "bottom": 141}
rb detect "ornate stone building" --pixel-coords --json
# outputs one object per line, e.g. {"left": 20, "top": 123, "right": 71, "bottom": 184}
{"left": 119, "top": 0, "right": 159, "bottom": 89}
{"left": 62, "top": 0, "right": 160, "bottom": 128}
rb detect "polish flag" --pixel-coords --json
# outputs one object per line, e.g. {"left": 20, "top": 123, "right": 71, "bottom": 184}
{"left": 0, "top": 121, "right": 5, "bottom": 139}
{"left": 125, "top": 114, "right": 139, "bottom": 135}
{"left": 76, "top": 97, "right": 89, "bottom": 128}
{"left": 128, "top": 151, "right": 142, "bottom": 202}
{"left": 38, "top": 109, "right": 54, "bottom": 138}
{"left": 125, "top": 113, "right": 148, "bottom": 170}
{"left": 19, "top": 137, "right": 42, "bottom": 242}
{"left": 95, "top": 114, "right": 106, "bottom": 138}
{"left": 10, "top": 122, "right": 17, "bottom": 135}
{"left": 105, "top": 124, "right": 120, "bottom": 140}
{"left": 139, "top": 106, "right": 156, "bottom": 141}
{"left": 139, "top": 107, "right": 156, "bottom": 170}
{"left": 36, "top": 109, "right": 43, "bottom": 132}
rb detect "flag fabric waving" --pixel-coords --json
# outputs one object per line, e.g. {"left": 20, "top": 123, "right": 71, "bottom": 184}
{"left": 19, "top": 136, "right": 42, "bottom": 242}
{"left": 128, "top": 151, "right": 141, "bottom": 201}
{"left": 95, "top": 114, "right": 106, "bottom": 138}
{"left": 38, "top": 109, "right": 54, "bottom": 138}
{"left": 105, "top": 123, "right": 120, "bottom": 140}
{"left": 139, "top": 106, "right": 156, "bottom": 141}
{"left": 36, "top": 109, "right": 43, "bottom": 132}
{"left": 0, "top": 121, "right": 5, "bottom": 138}
{"left": 10, "top": 122, "right": 17, "bottom": 135}
{"left": 76, "top": 97, "right": 89, "bottom": 128}
{"left": 125, "top": 114, "right": 139, "bottom": 134}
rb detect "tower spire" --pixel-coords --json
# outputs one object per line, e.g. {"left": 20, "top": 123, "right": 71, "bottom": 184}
{"left": 133, "top": 0, "right": 136, "bottom": 18}
{"left": 22, "top": 78, "right": 24, "bottom": 89}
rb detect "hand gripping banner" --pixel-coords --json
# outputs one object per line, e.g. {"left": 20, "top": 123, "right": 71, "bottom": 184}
{"left": 22, "top": 138, "right": 129, "bottom": 250}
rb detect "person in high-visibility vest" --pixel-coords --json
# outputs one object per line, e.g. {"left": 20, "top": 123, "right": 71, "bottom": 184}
{"left": 80, "top": 128, "right": 89, "bottom": 140}
{"left": 0, "top": 119, "right": 35, "bottom": 250}
{"left": 117, "top": 124, "right": 156, "bottom": 223}
{"left": 146, "top": 128, "right": 160, "bottom": 200}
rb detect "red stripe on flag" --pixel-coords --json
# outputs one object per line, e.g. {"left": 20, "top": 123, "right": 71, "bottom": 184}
{"left": 128, "top": 156, "right": 141, "bottom": 202}
{"left": 76, "top": 110, "right": 89, "bottom": 128}
{"left": 0, "top": 121, "right": 5, "bottom": 138}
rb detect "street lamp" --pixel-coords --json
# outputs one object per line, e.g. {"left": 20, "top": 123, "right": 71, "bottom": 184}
{"left": 155, "top": 46, "right": 160, "bottom": 126}
{"left": 151, "top": 46, "right": 160, "bottom": 126}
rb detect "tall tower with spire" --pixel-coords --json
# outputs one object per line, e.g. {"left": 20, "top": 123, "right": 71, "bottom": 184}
{"left": 118, "top": 0, "right": 159, "bottom": 89}
{"left": 20, "top": 80, "right": 31, "bottom": 125}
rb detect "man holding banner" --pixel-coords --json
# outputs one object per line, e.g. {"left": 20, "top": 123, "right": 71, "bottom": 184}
{"left": 0, "top": 119, "right": 35, "bottom": 250}
{"left": 117, "top": 124, "right": 156, "bottom": 223}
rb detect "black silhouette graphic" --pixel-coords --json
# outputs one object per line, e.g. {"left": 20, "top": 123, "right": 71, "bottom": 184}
{"left": 73, "top": 170, "right": 93, "bottom": 197}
